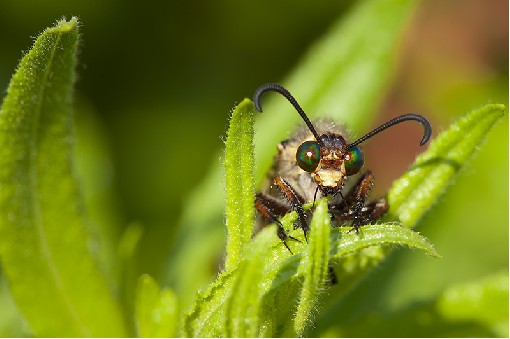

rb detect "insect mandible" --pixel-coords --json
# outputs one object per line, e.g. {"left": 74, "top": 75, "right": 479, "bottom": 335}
{"left": 253, "top": 83, "right": 432, "bottom": 253}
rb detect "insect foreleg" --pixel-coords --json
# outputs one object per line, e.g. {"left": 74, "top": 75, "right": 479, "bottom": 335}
{"left": 255, "top": 192, "right": 299, "bottom": 253}
{"left": 329, "top": 171, "right": 388, "bottom": 233}
{"left": 273, "top": 176, "right": 310, "bottom": 242}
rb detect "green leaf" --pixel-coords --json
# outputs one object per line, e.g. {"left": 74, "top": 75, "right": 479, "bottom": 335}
{"left": 321, "top": 224, "right": 440, "bottom": 309}
{"left": 184, "top": 209, "right": 439, "bottom": 337}
{"left": 135, "top": 275, "right": 178, "bottom": 338}
{"left": 225, "top": 227, "right": 276, "bottom": 337}
{"left": 74, "top": 103, "right": 124, "bottom": 287}
{"left": 294, "top": 199, "right": 331, "bottom": 336}
{"left": 182, "top": 99, "right": 258, "bottom": 337}
{"left": 183, "top": 225, "right": 300, "bottom": 337}
{"left": 224, "top": 99, "right": 256, "bottom": 270}
{"left": 387, "top": 104, "right": 506, "bottom": 227}
{"left": 0, "top": 276, "right": 30, "bottom": 337}
{"left": 342, "top": 272, "right": 509, "bottom": 337}
{"left": 0, "top": 18, "right": 126, "bottom": 336}
{"left": 437, "top": 271, "right": 509, "bottom": 337}
{"left": 183, "top": 269, "right": 237, "bottom": 337}
{"left": 331, "top": 224, "right": 441, "bottom": 260}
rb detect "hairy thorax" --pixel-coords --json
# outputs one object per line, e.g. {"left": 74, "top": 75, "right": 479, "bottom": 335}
{"left": 263, "top": 119, "right": 352, "bottom": 202}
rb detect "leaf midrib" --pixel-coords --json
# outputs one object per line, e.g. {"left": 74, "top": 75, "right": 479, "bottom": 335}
{"left": 28, "top": 29, "right": 89, "bottom": 336}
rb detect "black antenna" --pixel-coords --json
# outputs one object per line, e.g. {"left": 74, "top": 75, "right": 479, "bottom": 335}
{"left": 253, "top": 83, "right": 322, "bottom": 143}
{"left": 347, "top": 114, "right": 432, "bottom": 149}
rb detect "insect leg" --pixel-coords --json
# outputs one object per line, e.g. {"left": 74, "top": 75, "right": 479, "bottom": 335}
{"left": 273, "top": 176, "right": 310, "bottom": 242}
{"left": 326, "top": 264, "right": 338, "bottom": 285}
{"left": 255, "top": 192, "right": 299, "bottom": 253}
{"left": 329, "top": 171, "right": 388, "bottom": 233}
{"left": 363, "top": 198, "right": 389, "bottom": 221}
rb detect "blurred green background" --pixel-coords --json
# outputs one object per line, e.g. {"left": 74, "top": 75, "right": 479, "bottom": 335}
{"left": 0, "top": 0, "right": 507, "bottom": 336}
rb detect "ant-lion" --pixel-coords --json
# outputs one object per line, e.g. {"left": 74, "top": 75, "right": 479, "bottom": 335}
{"left": 253, "top": 83, "right": 432, "bottom": 253}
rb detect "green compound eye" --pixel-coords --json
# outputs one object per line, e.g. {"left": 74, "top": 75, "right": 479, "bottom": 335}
{"left": 344, "top": 145, "right": 364, "bottom": 176}
{"left": 296, "top": 141, "right": 321, "bottom": 172}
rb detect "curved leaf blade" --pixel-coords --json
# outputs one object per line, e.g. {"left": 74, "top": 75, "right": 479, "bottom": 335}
{"left": 331, "top": 224, "right": 440, "bottom": 259}
{"left": 387, "top": 104, "right": 506, "bottom": 227}
{"left": 0, "top": 18, "right": 126, "bottom": 336}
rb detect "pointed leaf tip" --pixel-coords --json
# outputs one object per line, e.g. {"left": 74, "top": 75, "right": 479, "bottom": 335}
{"left": 387, "top": 104, "right": 505, "bottom": 228}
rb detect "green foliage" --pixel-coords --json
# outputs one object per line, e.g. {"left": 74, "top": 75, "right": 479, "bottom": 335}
{"left": 165, "top": 0, "right": 420, "bottom": 313}
{"left": 0, "top": 18, "right": 126, "bottom": 337}
{"left": 224, "top": 99, "right": 255, "bottom": 269}
{"left": 294, "top": 199, "right": 331, "bottom": 336}
{"left": 437, "top": 272, "right": 509, "bottom": 337}
{"left": 135, "top": 275, "right": 178, "bottom": 337}
{"left": 320, "top": 271, "right": 508, "bottom": 338}
{"left": 387, "top": 104, "right": 506, "bottom": 227}
{"left": 184, "top": 96, "right": 503, "bottom": 337}
{"left": 0, "top": 1, "right": 506, "bottom": 338}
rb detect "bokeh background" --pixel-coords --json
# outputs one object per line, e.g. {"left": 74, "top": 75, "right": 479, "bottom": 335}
{"left": 0, "top": 0, "right": 507, "bottom": 336}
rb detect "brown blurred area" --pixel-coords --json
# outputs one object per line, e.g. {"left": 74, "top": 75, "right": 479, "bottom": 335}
{"left": 364, "top": 0, "right": 508, "bottom": 196}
